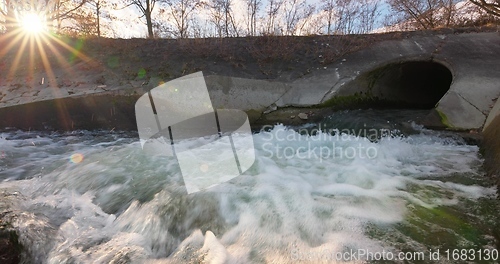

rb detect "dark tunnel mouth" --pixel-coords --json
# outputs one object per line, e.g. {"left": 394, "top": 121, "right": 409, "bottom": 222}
{"left": 366, "top": 60, "right": 453, "bottom": 109}
{"left": 330, "top": 60, "right": 455, "bottom": 110}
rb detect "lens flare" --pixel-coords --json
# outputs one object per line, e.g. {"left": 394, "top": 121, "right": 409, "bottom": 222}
{"left": 20, "top": 13, "right": 46, "bottom": 35}
{"left": 199, "top": 163, "right": 209, "bottom": 173}
{"left": 69, "top": 153, "right": 84, "bottom": 164}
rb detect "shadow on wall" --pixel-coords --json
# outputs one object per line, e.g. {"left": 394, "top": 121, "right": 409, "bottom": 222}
{"left": 337, "top": 61, "right": 453, "bottom": 109}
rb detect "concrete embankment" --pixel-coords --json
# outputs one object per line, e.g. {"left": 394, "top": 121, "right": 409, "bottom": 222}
{"left": 483, "top": 99, "right": 500, "bottom": 187}
{"left": 1, "top": 30, "right": 499, "bottom": 131}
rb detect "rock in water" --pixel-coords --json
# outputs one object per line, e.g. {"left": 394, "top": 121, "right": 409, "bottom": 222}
{"left": 298, "top": 113, "right": 308, "bottom": 120}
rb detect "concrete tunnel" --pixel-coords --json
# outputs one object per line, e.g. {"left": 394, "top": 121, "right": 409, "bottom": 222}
{"left": 339, "top": 61, "right": 453, "bottom": 109}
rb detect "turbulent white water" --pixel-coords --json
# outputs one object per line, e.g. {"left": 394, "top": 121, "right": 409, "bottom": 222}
{"left": 0, "top": 123, "right": 497, "bottom": 263}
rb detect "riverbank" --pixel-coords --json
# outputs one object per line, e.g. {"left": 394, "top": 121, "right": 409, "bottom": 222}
{"left": 1, "top": 27, "right": 499, "bottom": 129}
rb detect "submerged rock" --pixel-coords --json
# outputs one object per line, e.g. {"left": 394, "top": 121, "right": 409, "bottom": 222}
{"left": 298, "top": 113, "right": 308, "bottom": 120}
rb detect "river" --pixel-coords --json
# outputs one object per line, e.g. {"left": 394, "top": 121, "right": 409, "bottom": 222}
{"left": 0, "top": 109, "right": 498, "bottom": 263}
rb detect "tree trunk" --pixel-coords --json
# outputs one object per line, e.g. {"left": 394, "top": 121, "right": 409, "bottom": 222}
{"left": 96, "top": 0, "right": 101, "bottom": 37}
{"left": 146, "top": 0, "right": 154, "bottom": 38}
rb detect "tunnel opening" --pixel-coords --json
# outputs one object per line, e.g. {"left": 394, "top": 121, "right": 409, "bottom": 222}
{"left": 337, "top": 61, "right": 453, "bottom": 109}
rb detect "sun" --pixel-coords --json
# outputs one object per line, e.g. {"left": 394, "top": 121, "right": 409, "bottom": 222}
{"left": 0, "top": 7, "right": 96, "bottom": 130}
{"left": 19, "top": 13, "right": 46, "bottom": 35}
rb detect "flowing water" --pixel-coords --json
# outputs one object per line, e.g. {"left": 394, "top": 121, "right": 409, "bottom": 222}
{"left": 0, "top": 109, "right": 498, "bottom": 263}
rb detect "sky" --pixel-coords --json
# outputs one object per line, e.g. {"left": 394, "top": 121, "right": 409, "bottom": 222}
{"left": 94, "top": 0, "right": 390, "bottom": 38}
{"left": 1, "top": 0, "right": 483, "bottom": 38}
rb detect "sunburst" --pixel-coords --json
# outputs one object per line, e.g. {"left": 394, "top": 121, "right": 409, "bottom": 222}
{"left": 0, "top": 10, "right": 102, "bottom": 129}
{"left": 19, "top": 13, "right": 47, "bottom": 35}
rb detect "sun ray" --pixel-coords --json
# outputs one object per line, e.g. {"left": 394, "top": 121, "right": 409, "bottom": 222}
{"left": 42, "top": 37, "right": 78, "bottom": 72}
{"left": 39, "top": 42, "right": 80, "bottom": 90}
{"left": 6, "top": 34, "right": 31, "bottom": 82}
{"left": 0, "top": 29, "right": 29, "bottom": 60}
{"left": 34, "top": 34, "right": 73, "bottom": 129}
{"left": 45, "top": 34, "right": 99, "bottom": 66}
{"left": 35, "top": 35, "right": 59, "bottom": 95}
{"left": 0, "top": 9, "right": 108, "bottom": 131}
{"left": 28, "top": 35, "right": 37, "bottom": 88}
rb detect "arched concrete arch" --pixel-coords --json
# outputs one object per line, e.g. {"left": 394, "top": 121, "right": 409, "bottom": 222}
{"left": 333, "top": 60, "right": 453, "bottom": 109}
{"left": 281, "top": 31, "right": 500, "bottom": 130}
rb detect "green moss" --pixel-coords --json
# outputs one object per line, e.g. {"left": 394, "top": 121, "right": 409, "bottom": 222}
{"left": 365, "top": 64, "right": 389, "bottom": 90}
{"left": 137, "top": 68, "right": 147, "bottom": 79}
{"left": 365, "top": 183, "right": 499, "bottom": 252}
{"left": 436, "top": 109, "right": 452, "bottom": 127}
{"left": 375, "top": 205, "right": 481, "bottom": 249}
{"left": 408, "top": 205, "right": 486, "bottom": 247}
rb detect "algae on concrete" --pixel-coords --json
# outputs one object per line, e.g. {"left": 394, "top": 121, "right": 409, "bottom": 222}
{"left": 436, "top": 109, "right": 452, "bottom": 128}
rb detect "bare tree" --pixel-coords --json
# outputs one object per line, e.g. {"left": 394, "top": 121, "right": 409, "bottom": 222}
{"left": 207, "top": 0, "right": 239, "bottom": 37}
{"left": 453, "top": 1, "right": 498, "bottom": 26}
{"left": 321, "top": 0, "right": 336, "bottom": 35}
{"left": 281, "top": 0, "right": 315, "bottom": 35}
{"left": 62, "top": 0, "right": 106, "bottom": 37}
{"left": 207, "top": 0, "right": 223, "bottom": 36}
{"left": 293, "top": 3, "right": 316, "bottom": 35}
{"left": 89, "top": 0, "right": 103, "bottom": 37}
{"left": 61, "top": 0, "right": 114, "bottom": 37}
{"left": 0, "top": 0, "right": 17, "bottom": 33}
{"left": 124, "top": 0, "right": 158, "bottom": 38}
{"left": 47, "top": 0, "right": 89, "bottom": 33}
{"left": 60, "top": 9, "right": 96, "bottom": 36}
{"left": 318, "top": 0, "right": 381, "bottom": 35}
{"left": 263, "top": 0, "right": 283, "bottom": 34}
{"left": 189, "top": 17, "right": 209, "bottom": 38}
{"left": 356, "top": 0, "right": 381, "bottom": 33}
{"left": 387, "top": 0, "right": 457, "bottom": 30}
{"left": 153, "top": 19, "right": 174, "bottom": 38}
{"left": 224, "top": 0, "right": 240, "bottom": 37}
{"left": 246, "top": 0, "right": 260, "bottom": 36}
{"left": 163, "top": 0, "right": 199, "bottom": 38}
{"left": 296, "top": 10, "right": 324, "bottom": 35}
{"left": 321, "top": 0, "right": 358, "bottom": 34}
{"left": 469, "top": 0, "right": 500, "bottom": 17}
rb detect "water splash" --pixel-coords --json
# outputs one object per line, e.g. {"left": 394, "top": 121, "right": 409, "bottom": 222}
{"left": 0, "top": 119, "right": 497, "bottom": 263}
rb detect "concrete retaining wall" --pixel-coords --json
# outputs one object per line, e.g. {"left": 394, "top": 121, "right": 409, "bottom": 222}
{"left": 1, "top": 31, "right": 499, "bottom": 132}
{"left": 482, "top": 98, "right": 500, "bottom": 187}
{"left": 0, "top": 92, "right": 140, "bottom": 130}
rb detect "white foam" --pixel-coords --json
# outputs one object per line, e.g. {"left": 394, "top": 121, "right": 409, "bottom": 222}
{"left": 0, "top": 126, "right": 495, "bottom": 262}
